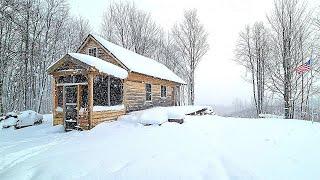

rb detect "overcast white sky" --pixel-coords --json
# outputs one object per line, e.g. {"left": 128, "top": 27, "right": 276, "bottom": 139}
{"left": 68, "top": 0, "right": 318, "bottom": 106}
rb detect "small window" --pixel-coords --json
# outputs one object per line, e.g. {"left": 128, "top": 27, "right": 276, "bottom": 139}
{"left": 88, "top": 48, "right": 97, "bottom": 57}
{"left": 145, "top": 83, "right": 152, "bottom": 101}
{"left": 161, "top": 85, "right": 167, "bottom": 98}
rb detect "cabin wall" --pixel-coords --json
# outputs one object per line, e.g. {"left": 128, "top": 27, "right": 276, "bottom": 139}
{"left": 53, "top": 112, "right": 64, "bottom": 126}
{"left": 91, "top": 109, "right": 126, "bottom": 127}
{"left": 124, "top": 72, "right": 177, "bottom": 112}
{"left": 77, "top": 38, "right": 122, "bottom": 67}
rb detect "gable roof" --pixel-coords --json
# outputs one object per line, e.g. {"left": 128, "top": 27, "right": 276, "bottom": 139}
{"left": 88, "top": 34, "right": 186, "bottom": 84}
{"left": 47, "top": 53, "right": 128, "bottom": 79}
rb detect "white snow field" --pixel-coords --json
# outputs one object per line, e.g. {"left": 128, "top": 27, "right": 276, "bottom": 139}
{"left": 1, "top": 107, "right": 320, "bottom": 180}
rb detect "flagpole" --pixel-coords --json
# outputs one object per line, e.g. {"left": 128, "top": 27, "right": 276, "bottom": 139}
{"left": 309, "top": 46, "right": 314, "bottom": 122}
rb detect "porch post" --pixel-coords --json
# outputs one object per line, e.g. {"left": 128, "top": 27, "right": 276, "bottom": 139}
{"left": 108, "top": 76, "right": 111, "bottom": 106}
{"left": 77, "top": 85, "right": 81, "bottom": 126}
{"left": 52, "top": 77, "right": 57, "bottom": 125}
{"left": 88, "top": 73, "right": 94, "bottom": 129}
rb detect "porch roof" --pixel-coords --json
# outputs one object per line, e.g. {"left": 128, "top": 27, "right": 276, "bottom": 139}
{"left": 48, "top": 53, "right": 128, "bottom": 79}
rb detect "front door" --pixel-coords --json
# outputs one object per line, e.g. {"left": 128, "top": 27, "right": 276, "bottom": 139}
{"left": 64, "top": 85, "right": 78, "bottom": 131}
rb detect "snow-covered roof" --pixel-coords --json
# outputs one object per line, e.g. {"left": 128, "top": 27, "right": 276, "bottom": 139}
{"left": 47, "top": 53, "right": 128, "bottom": 79}
{"left": 91, "top": 34, "right": 186, "bottom": 84}
{"left": 68, "top": 53, "right": 128, "bottom": 79}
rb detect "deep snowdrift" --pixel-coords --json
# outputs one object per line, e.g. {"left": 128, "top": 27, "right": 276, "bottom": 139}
{"left": 1, "top": 110, "right": 320, "bottom": 180}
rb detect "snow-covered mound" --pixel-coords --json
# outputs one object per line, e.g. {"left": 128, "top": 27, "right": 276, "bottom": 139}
{"left": 1, "top": 107, "right": 320, "bottom": 179}
{"left": 1, "top": 110, "right": 43, "bottom": 129}
{"left": 121, "top": 106, "right": 212, "bottom": 125}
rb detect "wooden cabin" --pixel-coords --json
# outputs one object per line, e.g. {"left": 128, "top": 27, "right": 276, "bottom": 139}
{"left": 47, "top": 34, "right": 186, "bottom": 130}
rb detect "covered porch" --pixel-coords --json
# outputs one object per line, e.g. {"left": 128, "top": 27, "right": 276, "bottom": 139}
{"left": 48, "top": 53, "right": 128, "bottom": 130}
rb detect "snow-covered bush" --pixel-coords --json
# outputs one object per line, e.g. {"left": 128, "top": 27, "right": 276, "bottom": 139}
{"left": 1, "top": 110, "right": 43, "bottom": 129}
{"left": 2, "top": 117, "right": 18, "bottom": 128}
{"left": 16, "top": 110, "right": 43, "bottom": 128}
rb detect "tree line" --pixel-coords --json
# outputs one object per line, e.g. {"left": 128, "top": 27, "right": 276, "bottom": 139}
{"left": 0, "top": 0, "right": 91, "bottom": 113}
{"left": 0, "top": 0, "right": 209, "bottom": 114}
{"left": 101, "top": 1, "right": 209, "bottom": 106}
{"left": 235, "top": 0, "right": 320, "bottom": 119}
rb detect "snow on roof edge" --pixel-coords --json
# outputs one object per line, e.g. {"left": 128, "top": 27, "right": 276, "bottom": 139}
{"left": 68, "top": 53, "right": 128, "bottom": 79}
{"left": 90, "top": 34, "right": 186, "bottom": 85}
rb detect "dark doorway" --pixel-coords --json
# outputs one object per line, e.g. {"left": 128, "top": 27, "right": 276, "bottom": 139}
{"left": 64, "top": 85, "right": 78, "bottom": 130}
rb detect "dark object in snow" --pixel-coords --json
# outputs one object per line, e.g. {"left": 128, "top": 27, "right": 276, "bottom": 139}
{"left": 3, "top": 113, "right": 18, "bottom": 120}
{"left": 168, "top": 118, "right": 184, "bottom": 124}
{"left": 0, "top": 115, "right": 6, "bottom": 122}
{"left": 186, "top": 107, "right": 214, "bottom": 116}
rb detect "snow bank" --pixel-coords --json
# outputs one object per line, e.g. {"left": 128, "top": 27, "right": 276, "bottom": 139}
{"left": 121, "top": 106, "right": 211, "bottom": 125}
{"left": 137, "top": 109, "right": 169, "bottom": 125}
{"left": 92, "top": 34, "right": 186, "bottom": 84}
{"left": 68, "top": 53, "right": 128, "bottom": 79}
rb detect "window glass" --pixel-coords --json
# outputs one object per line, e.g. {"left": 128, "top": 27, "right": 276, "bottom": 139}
{"left": 93, "top": 76, "right": 109, "bottom": 106}
{"left": 110, "top": 77, "right": 123, "bottom": 105}
{"left": 145, "top": 83, "right": 152, "bottom": 101}
{"left": 88, "top": 48, "right": 97, "bottom": 57}
{"left": 161, "top": 85, "right": 167, "bottom": 97}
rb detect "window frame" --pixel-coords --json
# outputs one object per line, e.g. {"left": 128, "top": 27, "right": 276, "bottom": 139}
{"left": 145, "top": 83, "right": 152, "bottom": 102}
{"left": 88, "top": 47, "right": 97, "bottom": 57}
{"left": 160, "top": 85, "right": 167, "bottom": 98}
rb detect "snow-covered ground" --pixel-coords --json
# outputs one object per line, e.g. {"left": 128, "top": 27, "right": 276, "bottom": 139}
{"left": 1, "top": 108, "right": 320, "bottom": 180}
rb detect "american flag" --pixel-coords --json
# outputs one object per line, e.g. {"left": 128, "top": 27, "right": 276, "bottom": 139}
{"left": 296, "top": 59, "right": 311, "bottom": 74}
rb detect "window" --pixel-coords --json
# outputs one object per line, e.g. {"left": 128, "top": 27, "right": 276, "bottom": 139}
{"left": 110, "top": 77, "right": 123, "bottom": 105}
{"left": 145, "top": 83, "right": 152, "bottom": 101}
{"left": 93, "top": 76, "right": 124, "bottom": 106}
{"left": 93, "top": 76, "right": 109, "bottom": 106}
{"left": 161, "top": 85, "right": 167, "bottom": 98}
{"left": 88, "top": 48, "right": 97, "bottom": 57}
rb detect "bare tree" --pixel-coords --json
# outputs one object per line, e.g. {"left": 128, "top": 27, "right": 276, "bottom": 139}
{"left": 172, "top": 9, "right": 209, "bottom": 105}
{"left": 101, "top": 1, "right": 160, "bottom": 58}
{"left": 235, "top": 22, "right": 269, "bottom": 117}
{"left": 0, "top": 0, "right": 91, "bottom": 113}
{"left": 266, "top": 0, "right": 313, "bottom": 118}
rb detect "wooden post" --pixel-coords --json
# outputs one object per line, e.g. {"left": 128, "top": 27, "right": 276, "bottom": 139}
{"left": 77, "top": 85, "right": 81, "bottom": 126}
{"left": 108, "top": 76, "right": 111, "bottom": 106}
{"left": 62, "top": 85, "right": 66, "bottom": 128}
{"left": 123, "top": 79, "right": 126, "bottom": 110}
{"left": 88, "top": 73, "right": 94, "bottom": 129}
{"left": 52, "top": 77, "right": 57, "bottom": 125}
{"left": 172, "top": 86, "right": 175, "bottom": 106}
